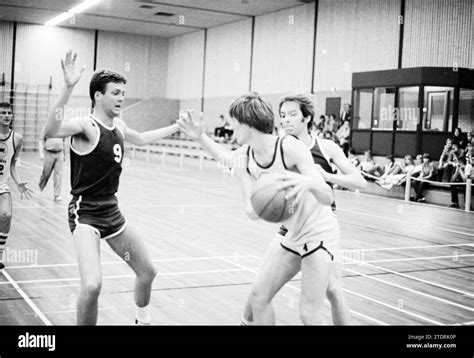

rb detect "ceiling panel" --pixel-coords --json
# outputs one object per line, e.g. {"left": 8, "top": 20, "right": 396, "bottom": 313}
{"left": 0, "top": 0, "right": 312, "bottom": 37}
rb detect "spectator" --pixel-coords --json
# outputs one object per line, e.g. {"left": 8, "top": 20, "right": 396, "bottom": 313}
{"left": 437, "top": 138, "right": 453, "bottom": 181}
{"left": 358, "top": 150, "right": 383, "bottom": 178}
{"left": 412, "top": 153, "right": 435, "bottom": 202}
{"left": 324, "top": 113, "right": 338, "bottom": 134}
{"left": 38, "top": 133, "right": 65, "bottom": 202}
{"left": 336, "top": 119, "right": 351, "bottom": 157}
{"left": 348, "top": 148, "right": 360, "bottom": 167}
{"left": 376, "top": 155, "right": 402, "bottom": 183}
{"left": 412, "top": 153, "right": 423, "bottom": 177}
{"left": 340, "top": 103, "right": 352, "bottom": 123}
{"left": 449, "top": 143, "right": 473, "bottom": 208}
{"left": 214, "top": 114, "right": 226, "bottom": 138}
{"left": 377, "top": 155, "right": 415, "bottom": 190}
{"left": 452, "top": 127, "right": 467, "bottom": 149}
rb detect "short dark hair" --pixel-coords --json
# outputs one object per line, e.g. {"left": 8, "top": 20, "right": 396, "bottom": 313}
{"left": 228, "top": 92, "right": 274, "bottom": 134}
{"left": 279, "top": 93, "right": 316, "bottom": 132}
{"left": 89, "top": 69, "right": 127, "bottom": 106}
{"left": 0, "top": 102, "right": 12, "bottom": 109}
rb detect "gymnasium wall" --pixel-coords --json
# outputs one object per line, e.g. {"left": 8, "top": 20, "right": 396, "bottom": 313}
{"left": 252, "top": 3, "right": 314, "bottom": 94}
{"left": 0, "top": 21, "right": 14, "bottom": 85}
{"left": 96, "top": 31, "right": 169, "bottom": 98}
{"left": 122, "top": 97, "right": 180, "bottom": 132}
{"left": 313, "top": 0, "right": 400, "bottom": 92}
{"left": 15, "top": 24, "right": 95, "bottom": 97}
{"left": 403, "top": 0, "right": 474, "bottom": 68}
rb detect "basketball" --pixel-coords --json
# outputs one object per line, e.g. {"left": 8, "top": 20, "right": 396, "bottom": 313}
{"left": 250, "top": 174, "right": 297, "bottom": 223}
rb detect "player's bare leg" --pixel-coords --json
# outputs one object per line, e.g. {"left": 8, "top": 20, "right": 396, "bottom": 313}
{"left": 0, "top": 193, "right": 12, "bottom": 269}
{"left": 327, "top": 261, "right": 351, "bottom": 325}
{"left": 74, "top": 226, "right": 102, "bottom": 325}
{"left": 106, "top": 225, "right": 157, "bottom": 324}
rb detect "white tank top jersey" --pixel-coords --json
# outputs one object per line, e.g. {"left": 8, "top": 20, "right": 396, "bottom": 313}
{"left": 0, "top": 130, "right": 16, "bottom": 193}
{"left": 246, "top": 136, "right": 339, "bottom": 246}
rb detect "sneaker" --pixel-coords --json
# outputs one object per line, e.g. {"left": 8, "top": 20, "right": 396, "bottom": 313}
{"left": 54, "top": 196, "right": 63, "bottom": 202}
{"left": 134, "top": 319, "right": 151, "bottom": 325}
{"left": 0, "top": 262, "right": 4, "bottom": 270}
{"left": 449, "top": 203, "right": 459, "bottom": 208}
{"left": 416, "top": 197, "right": 426, "bottom": 202}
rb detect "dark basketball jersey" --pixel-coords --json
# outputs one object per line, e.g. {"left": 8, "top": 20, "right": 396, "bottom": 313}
{"left": 70, "top": 116, "right": 124, "bottom": 197}
{"left": 309, "top": 136, "right": 336, "bottom": 211}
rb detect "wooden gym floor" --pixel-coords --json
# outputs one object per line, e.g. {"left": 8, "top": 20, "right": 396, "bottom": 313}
{"left": 0, "top": 151, "right": 473, "bottom": 325}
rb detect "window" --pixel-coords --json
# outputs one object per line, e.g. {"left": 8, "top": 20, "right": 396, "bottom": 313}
{"left": 459, "top": 88, "right": 474, "bottom": 133}
{"left": 373, "top": 87, "right": 395, "bottom": 130}
{"left": 353, "top": 89, "right": 373, "bottom": 129}
{"left": 422, "top": 86, "right": 453, "bottom": 132}
{"left": 397, "top": 87, "right": 419, "bottom": 131}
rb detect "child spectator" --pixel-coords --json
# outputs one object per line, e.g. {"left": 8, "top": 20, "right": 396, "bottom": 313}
{"left": 412, "top": 153, "right": 435, "bottom": 202}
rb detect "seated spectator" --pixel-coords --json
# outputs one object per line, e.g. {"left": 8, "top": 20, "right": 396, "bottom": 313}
{"left": 452, "top": 127, "right": 467, "bottom": 149}
{"left": 411, "top": 154, "right": 423, "bottom": 177}
{"left": 336, "top": 119, "right": 351, "bottom": 157}
{"left": 449, "top": 143, "right": 473, "bottom": 208}
{"left": 437, "top": 138, "right": 453, "bottom": 181}
{"left": 412, "top": 153, "right": 435, "bottom": 202}
{"left": 357, "top": 150, "right": 383, "bottom": 178}
{"left": 348, "top": 148, "right": 360, "bottom": 167}
{"left": 324, "top": 114, "right": 338, "bottom": 134}
{"left": 377, "top": 155, "right": 414, "bottom": 190}
{"left": 214, "top": 114, "right": 226, "bottom": 138}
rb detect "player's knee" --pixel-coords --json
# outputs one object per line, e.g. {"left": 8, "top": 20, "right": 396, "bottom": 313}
{"left": 299, "top": 301, "right": 325, "bottom": 324}
{"left": 248, "top": 288, "right": 271, "bottom": 309}
{"left": 327, "top": 286, "right": 343, "bottom": 303}
{"left": 81, "top": 280, "right": 102, "bottom": 298}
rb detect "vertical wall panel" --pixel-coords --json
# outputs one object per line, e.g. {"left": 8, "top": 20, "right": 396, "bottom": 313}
{"left": 204, "top": 19, "right": 252, "bottom": 98}
{"left": 403, "top": 0, "right": 473, "bottom": 68}
{"left": 15, "top": 24, "right": 95, "bottom": 96}
{"left": 314, "top": 0, "right": 400, "bottom": 91}
{"left": 97, "top": 31, "right": 168, "bottom": 99}
{"left": 0, "top": 21, "right": 14, "bottom": 84}
{"left": 166, "top": 30, "right": 205, "bottom": 100}
{"left": 252, "top": 4, "right": 314, "bottom": 94}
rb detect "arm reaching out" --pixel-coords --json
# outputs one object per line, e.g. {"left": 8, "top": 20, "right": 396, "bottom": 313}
{"left": 116, "top": 119, "right": 179, "bottom": 146}
{"left": 43, "top": 51, "right": 89, "bottom": 139}
{"left": 11, "top": 133, "right": 33, "bottom": 200}
{"left": 177, "top": 110, "right": 231, "bottom": 160}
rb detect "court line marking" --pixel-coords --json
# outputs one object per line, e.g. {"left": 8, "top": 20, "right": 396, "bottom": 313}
{"left": 343, "top": 257, "right": 474, "bottom": 297}
{"left": 344, "top": 254, "right": 474, "bottom": 264}
{"left": 4, "top": 254, "right": 256, "bottom": 270}
{"left": 344, "top": 243, "right": 474, "bottom": 252}
{"left": 0, "top": 267, "right": 259, "bottom": 286}
{"left": 1, "top": 270, "right": 52, "bottom": 326}
{"left": 246, "top": 255, "right": 448, "bottom": 325}
{"left": 343, "top": 266, "right": 474, "bottom": 312}
{"left": 338, "top": 208, "right": 474, "bottom": 237}
{"left": 218, "top": 257, "right": 388, "bottom": 326}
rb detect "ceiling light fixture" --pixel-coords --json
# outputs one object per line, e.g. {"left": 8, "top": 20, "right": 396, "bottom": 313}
{"left": 45, "top": 0, "right": 101, "bottom": 26}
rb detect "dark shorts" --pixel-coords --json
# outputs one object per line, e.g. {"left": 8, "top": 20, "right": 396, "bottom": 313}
{"left": 68, "top": 195, "right": 127, "bottom": 239}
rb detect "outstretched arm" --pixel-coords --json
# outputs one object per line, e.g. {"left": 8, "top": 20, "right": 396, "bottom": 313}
{"left": 116, "top": 119, "right": 179, "bottom": 146}
{"left": 44, "top": 51, "right": 88, "bottom": 139}
{"left": 320, "top": 139, "right": 367, "bottom": 190}
{"left": 177, "top": 110, "right": 231, "bottom": 159}
{"left": 10, "top": 133, "right": 33, "bottom": 199}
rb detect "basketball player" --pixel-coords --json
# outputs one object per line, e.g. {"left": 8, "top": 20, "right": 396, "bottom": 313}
{"left": 240, "top": 94, "right": 367, "bottom": 325}
{"left": 43, "top": 51, "right": 180, "bottom": 325}
{"left": 0, "top": 102, "right": 34, "bottom": 270}
{"left": 178, "top": 93, "right": 338, "bottom": 325}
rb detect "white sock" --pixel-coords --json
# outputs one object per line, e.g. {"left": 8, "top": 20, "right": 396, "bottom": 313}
{"left": 135, "top": 304, "right": 151, "bottom": 323}
{"left": 240, "top": 316, "right": 252, "bottom": 326}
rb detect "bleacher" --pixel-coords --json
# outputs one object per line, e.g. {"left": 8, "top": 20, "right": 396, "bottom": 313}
{"left": 357, "top": 156, "right": 473, "bottom": 211}
{"left": 125, "top": 138, "right": 234, "bottom": 170}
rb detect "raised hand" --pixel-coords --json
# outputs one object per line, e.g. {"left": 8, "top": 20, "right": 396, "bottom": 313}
{"left": 61, "top": 50, "right": 85, "bottom": 88}
{"left": 17, "top": 182, "right": 34, "bottom": 200}
{"left": 177, "top": 110, "right": 204, "bottom": 140}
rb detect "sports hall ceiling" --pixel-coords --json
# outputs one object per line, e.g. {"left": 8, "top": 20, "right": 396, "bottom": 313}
{"left": 0, "top": 0, "right": 314, "bottom": 37}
